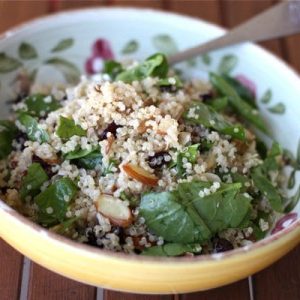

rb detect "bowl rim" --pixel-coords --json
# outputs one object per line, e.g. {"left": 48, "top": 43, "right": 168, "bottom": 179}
{"left": 0, "top": 6, "right": 300, "bottom": 265}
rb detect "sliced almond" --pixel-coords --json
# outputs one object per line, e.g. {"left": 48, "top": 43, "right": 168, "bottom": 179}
{"left": 122, "top": 163, "right": 159, "bottom": 186}
{"left": 95, "top": 194, "right": 132, "bottom": 227}
{"left": 157, "top": 129, "right": 167, "bottom": 136}
{"left": 105, "top": 135, "right": 115, "bottom": 154}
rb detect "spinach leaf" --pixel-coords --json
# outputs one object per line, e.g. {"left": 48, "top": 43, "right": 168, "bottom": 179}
{"left": 177, "top": 181, "right": 250, "bottom": 233}
{"left": 251, "top": 167, "right": 283, "bottom": 212}
{"left": 22, "top": 94, "right": 62, "bottom": 118}
{"left": 18, "top": 113, "right": 49, "bottom": 143}
{"left": 184, "top": 102, "right": 245, "bottom": 140}
{"left": 210, "top": 73, "right": 268, "bottom": 134}
{"left": 20, "top": 163, "right": 48, "bottom": 200}
{"left": 140, "top": 191, "right": 211, "bottom": 244}
{"left": 261, "top": 142, "right": 282, "bottom": 173}
{"left": 256, "top": 139, "right": 268, "bottom": 159}
{"left": 142, "top": 243, "right": 201, "bottom": 257}
{"left": 65, "top": 148, "right": 95, "bottom": 160}
{"left": 0, "top": 120, "right": 18, "bottom": 159}
{"left": 75, "top": 151, "right": 103, "bottom": 170}
{"left": 103, "top": 60, "right": 123, "bottom": 79}
{"left": 251, "top": 222, "right": 267, "bottom": 240}
{"left": 208, "top": 97, "right": 228, "bottom": 112}
{"left": 176, "top": 144, "right": 199, "bottom": 178}
{"left": 56, "top": 116, "right": 86, "bottom": 139}
{"left": 231, "top": 173, "right": 251, "bottom": 193}
{"left": 157, "top": 76, "right": 183, "bottom": 89}
{"left": 116, "top": 53, "right": 168, "bottom": 83}
{"left": 140, "top": 180, "right": 251, "bottom": 244}
{"left": 222, "top": 75, "right": 256, "bottom": 108}
{"left": 35, "top": 177, "right": 78, "bottom": 226}
{"left": 65, "top": 147, "right": 103, "bottom": 170}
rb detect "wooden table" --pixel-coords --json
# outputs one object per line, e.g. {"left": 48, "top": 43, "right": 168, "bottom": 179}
{"left": 1, "top": 0, "right": 300, "bottom": 299}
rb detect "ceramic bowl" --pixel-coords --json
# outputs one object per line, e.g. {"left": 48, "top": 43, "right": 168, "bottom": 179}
{"left": 0, "top": 7, "right": 300, "bottom": 294}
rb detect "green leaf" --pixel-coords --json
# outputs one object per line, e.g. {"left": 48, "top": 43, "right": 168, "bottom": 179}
{"left": 183, "top": 101, "right": 246, "bottom": 140}
{"left": 210, "top": 73, "right": 268, "bottom": 134}
{"left": 218, "top": 54, "right": 238, "bottom": 74}
{"left": 142, "top": 243, "right": 201, "bottom": 257}
{"left": 140, "top": 191, "right": 211, "bottom": 244}
{"left": 285, "top": 185, "right": 300, "bottom": 213}
{"left": 177, "top": 181, "right": 250, "bottom": 233}
{"left": 65, "top": 148, "right": 95, "bottom": 160}
{"left": 51, "top": 38, "right": 74, "bottom": 52}
{"left": 35, "top": 177, "right": 78, "bottom": 226}
{"left": 208, "top": 97, "right": 228, "bottom": 112}
{"left": 75, "top": 150, "right": 103, "bottom": 170}
{"left": 116, "top": 53, "right": 168, "bottom": 83}
{"left": 260, "top": 142, "right": 282, "bottom": 174}
{"left": 103, "top": 60, "right": 123, "bottom": 79}
{"left": 45, "top": 57, "right": 80, "bottom": 84}
{"left": 157, "top": 76, "right": 183, "bottom": 90}
{"left": 18, "top": 113, "right": 49, "bottom": 143}
{"left": 20, "top": 163, "right": 48, "bottom": 200}
{"left": 256, "top": 139, "right": 268, "bottom": 159}
{"left": 152, "top": 34, "right": 178, "bottom": 55}
{"left": 21, "top": 94, "right": 62, "bottom": 117}
{"left": 65, "top": 147, "right": 103, "bottom": 170}
{"left": 121, "top": 40, "right": 139, "bottom": 54}
{"left": 268, "top": 103, "right": 285, "bottom": 114}
{"left": 0, "top": 52, "right": 22, "bottom": 73}
{"left": 201, "top": 53, "right": 211, "bottom": 65}
{"left": 176, "top": 144, "right": 199, "bottom": 178}
{"left": 56, "top": 116, "right": 86, "bottom": 139}
{"left": 0, "top": 120, "right": 18, "bottom": 159}
{"left": 261, "top": 89, "right": 272, "bottom": 104}
{"left": 287, "top": 169, "right": 296, "bottom": 189}
{"left": 251, "top": 167, "right": 283, "bottom": 212}
{"left": 222, "top": 75, "right": 256, "bottom": 108}
{"left": 251, "top": 223, "right": 267, "bottom": 240}
{"left": 18, "top": 42, "right": 38, "bottom": 60}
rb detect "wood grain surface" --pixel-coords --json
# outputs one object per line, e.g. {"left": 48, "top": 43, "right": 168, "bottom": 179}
{"left": 0, "top": 1, "right": 300, "bottom": 299}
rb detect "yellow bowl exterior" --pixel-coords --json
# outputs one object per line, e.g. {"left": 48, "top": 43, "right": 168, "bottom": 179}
{"left": 1, "top": 205, "right": 300, "bottom": 294}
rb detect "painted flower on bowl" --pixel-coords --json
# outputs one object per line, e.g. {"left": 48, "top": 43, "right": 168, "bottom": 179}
{"left": 272, "top": 212, "right": 298, "bottom": 234}
{"left": 85, "top": 39, "right": 114, "bottom": 74}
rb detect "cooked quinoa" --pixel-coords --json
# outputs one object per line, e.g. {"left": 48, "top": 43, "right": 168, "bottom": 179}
{"left": 0, "top": 53, "right": 294, "bottom": 256}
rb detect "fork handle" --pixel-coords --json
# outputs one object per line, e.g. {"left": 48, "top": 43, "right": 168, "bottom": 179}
{"left": 169, "top": 1, "right": 300, "bottom": 64}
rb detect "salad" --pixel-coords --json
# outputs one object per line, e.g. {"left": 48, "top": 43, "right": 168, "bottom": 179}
{"left": 0, "top": 53, "right": 296, "bottom": 256}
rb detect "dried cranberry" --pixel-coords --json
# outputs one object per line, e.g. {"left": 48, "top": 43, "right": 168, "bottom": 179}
{"left": 99, "top": 122, "right": 122, "bottom": 141}
{"left": 13, "top": 131, "right": 27, "bottom": 151}
{"left": 160, "top": 85, "right": 177, "bottom": 93}
{"left": 113, "top": 226, "right": 126, "bottom": 244}
{"left": 200, "top": 92, "right": 213, "bottom": 102}
{"left": 148, "top": 151, "right": 171, "bottom": 169}
{"left": 212, "top": 237, "right": 234, "bottom": 253}
{"left": 86, "top": 230, "right": 98, "bottom": 247}
{"left": 32, "top": 155, "right": 54, "bottom": 177}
